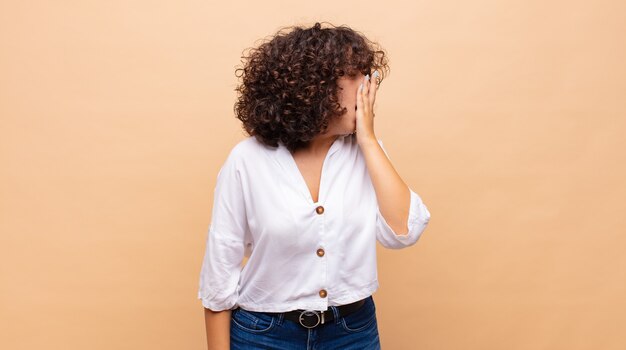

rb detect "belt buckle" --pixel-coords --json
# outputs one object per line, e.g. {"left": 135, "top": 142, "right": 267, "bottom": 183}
{"left": 298, "top": 310, "right": 324, "bottom": 328}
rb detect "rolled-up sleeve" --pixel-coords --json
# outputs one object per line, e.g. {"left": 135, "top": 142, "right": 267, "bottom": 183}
{"left": 374, "top": 139, "right": 431, "bottom": 249}
{"left": 376, "top": 188, "right": 431, "bottom": 249}
{"left": 197, "top": 148, "right": 248, "bottom": 311}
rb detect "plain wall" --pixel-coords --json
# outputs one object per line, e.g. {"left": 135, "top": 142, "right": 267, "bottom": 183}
{"left": 1, "top": 1, "right": 625, "bottom": 349}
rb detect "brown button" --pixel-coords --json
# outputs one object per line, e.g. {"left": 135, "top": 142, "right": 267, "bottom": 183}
{"left": 319, "top": 289, "right": 327, "bottom": 298}
{"left": 316, "top": 248, "right": 325, "bottom": 257}
{"left": 315, "top": 205, "right": 324, "bottom": 215}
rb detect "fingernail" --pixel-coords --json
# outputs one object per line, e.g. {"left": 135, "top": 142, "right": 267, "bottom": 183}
{"left": 372, "top": 70, "right": 379, "bottom": 78}
{"left": 359, "top": 83, "right": 364, "bottom": 90}
{"left": 365, "top": 74, "right": 370, "bottom": 81}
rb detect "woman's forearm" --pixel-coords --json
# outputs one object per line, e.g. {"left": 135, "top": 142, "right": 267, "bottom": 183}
{"left": 358, "top": 137, "right": 411, "bottom": 235}
{"left": 204, "top": 308, "right": 231, "bottom": 350}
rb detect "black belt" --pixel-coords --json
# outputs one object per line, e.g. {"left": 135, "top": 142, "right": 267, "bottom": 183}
{"left": 266, "top": 298, "right": 366, "bottom": 329}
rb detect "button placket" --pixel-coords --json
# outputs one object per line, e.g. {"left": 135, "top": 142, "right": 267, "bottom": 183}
{"left": 317, "top": 203, "right": 328, "bottom": 305}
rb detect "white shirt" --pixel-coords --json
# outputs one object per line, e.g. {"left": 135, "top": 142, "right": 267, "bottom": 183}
{"left": 197, "top": 133, "right": 431, "bottom": 312}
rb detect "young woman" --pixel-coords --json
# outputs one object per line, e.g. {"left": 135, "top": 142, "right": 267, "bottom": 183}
{"left": 198, "top": 21, "right": 431, "bottom": 350}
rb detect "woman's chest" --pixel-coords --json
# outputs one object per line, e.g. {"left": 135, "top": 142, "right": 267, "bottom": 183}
{"left": 239, "top": 151, "right": 377, "bottom": 240}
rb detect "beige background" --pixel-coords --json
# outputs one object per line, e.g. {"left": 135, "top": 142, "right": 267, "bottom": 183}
{"left": 1, "top": 1, "right": 625, "bottom": 349}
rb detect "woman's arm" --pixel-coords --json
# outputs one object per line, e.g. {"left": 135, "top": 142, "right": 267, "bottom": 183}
{"left": 199, "top": 144, "right": 249, "bottom": 349}
{"left": 359, "top": 138, "right": 411, "bottom": 235}
{"left": 355, "top": 73, "right": 412, "bottom": 235}
{"left": 204, "top": 308, "right": 231, "bottom": 350}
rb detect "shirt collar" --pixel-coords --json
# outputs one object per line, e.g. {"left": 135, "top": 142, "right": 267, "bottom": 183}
{"left": 273, "top": 135, "right": 346, "bottom": 201}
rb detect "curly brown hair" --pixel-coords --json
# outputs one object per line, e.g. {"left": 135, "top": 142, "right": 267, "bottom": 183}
{"left": 233, "top": 22, "right": 390, "bottom": 153}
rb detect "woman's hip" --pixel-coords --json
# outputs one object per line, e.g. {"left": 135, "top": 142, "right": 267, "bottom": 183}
{"left": 230, "top": 295, "right": 380, "bottom": 350}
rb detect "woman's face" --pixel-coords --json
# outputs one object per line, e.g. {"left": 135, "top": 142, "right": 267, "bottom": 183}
{"left": 326, "top": 72, "right": 366, "bottom": 136}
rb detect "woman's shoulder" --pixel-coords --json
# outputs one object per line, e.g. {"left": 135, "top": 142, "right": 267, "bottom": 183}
{"left": 224, "top": 136, "right": 277, "bottom": 164}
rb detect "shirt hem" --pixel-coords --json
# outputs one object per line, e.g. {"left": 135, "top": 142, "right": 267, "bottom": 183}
{"left": 234, "top": 280, "right": 380, "bottom": 312}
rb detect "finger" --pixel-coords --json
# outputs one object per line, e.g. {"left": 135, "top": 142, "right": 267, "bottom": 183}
{"left": 369, "top": 70, "right": 378, "bottom": 104}
{"left": 362, "top": 75, "right": 370, "bottom": 111}
{"left": 356, "top": 82, "right": 364, "bottom": 111}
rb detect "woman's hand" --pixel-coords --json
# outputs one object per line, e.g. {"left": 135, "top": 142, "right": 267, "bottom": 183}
{"left": 355, "top": 70, "right": 380, "bottom": 146}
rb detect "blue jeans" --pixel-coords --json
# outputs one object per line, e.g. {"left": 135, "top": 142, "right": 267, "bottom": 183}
{"left": 230, "top": 295, "right": 381, "bottom": 349}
